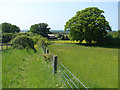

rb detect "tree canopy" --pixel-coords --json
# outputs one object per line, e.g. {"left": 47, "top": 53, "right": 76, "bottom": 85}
{"left": 2, "top": 22, "right": 20, "bottom": 33}
{"left": 30, "top": 23, "right": 50, "bottom": 37}
{"left": 64, "top": 7, "right": 111, "bottom": 43}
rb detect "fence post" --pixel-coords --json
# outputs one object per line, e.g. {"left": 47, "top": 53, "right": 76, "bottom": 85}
{"left": 6, "top": 44, "right": 8, "bottom": 49}
{"left": 44, "top": 46, "right": 46, "bottom": 53}
{"left": 1, "top": 45, "right": 3, "bottom": 50}
{"left": 46, "top": 49, "right": 49, "bottom": 54}
{"left": 53, "top": 55, "right": 57, "bottom": 74}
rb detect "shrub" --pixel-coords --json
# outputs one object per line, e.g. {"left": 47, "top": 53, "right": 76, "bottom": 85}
{"left": 57, "top": 34, "right": 62, "bottom": 38}
{"left": 60, "top": 34, "right": 65, "bottom": 40}
{"left": 97, "top": 35, "right": 120, "bottom": 47}
{"left": 12, "top": 33, "right": 29, "bottom": 39}
{"left": 27, "top": 32, "right": 42, "bottom": 44}
{"left": 2, "top": 33, "right": 13, "bottom": 43}
{"left": 12, "top": 35, "right": 36, "bottom": 52}
{"left": 37, "top": 37, "right": 51, "bottom": 47}
{"left": 60, "top": 34, "right": 70, "bottom": 40}
{"left": 42, "top": 53, "right": 53, "bottom": 62}
{"left": 12, "top": 32, "right": 42, "bottom": 44}
{"left": 65, "top": 35, "right": 70, "bottom": 40}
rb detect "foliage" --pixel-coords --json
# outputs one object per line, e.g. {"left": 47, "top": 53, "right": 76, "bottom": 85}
{"left": 2, "top": 33, "right": 13, "bottom": 43}
{"left": 30, "top": 23, "right": 50, "bottom": 37}
{"left": 11, "top": 35, "right": 36, "bottom": 52}
{"left": 65, "top": 35, "right": 70, "bottom": 40}
{"left": 27, "top": 32, "right": 42, "bottom": 44}
{"left": 37, "top": 37, "right": 51, "bottom": 47}
{"left": 2, "top": 22, "right": 20, "bottom": 33}
{"left": 60, "top": 34, "right": 65, "bottom": 40}
{"left": 42, "top": 53, "right": 53, "bottom": 62}
{"left": 113, "top": 30, "right": 120, "bottom": 39}
{"left": 12, "top": 32, "right": 42, "bottom": 44}
{"left": 57, "top": 33, "right": 62, "bottom": 38}
{"left": 12, "top": 33, "right": 29, "bottom": 39}
{"left": 64, "top": 7, "right": 111, "bottom": 43}
{"left": 60, "top": 34, "right": 70, "bottom": 40}
{"left": 97, "top": 34, "right": 120, "bottom": 47}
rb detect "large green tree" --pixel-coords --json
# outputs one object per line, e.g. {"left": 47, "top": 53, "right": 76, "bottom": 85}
{"left": 2, "top": 22, "right": 20, "bottom": 33}
{"left": 30, "top": 23, "right": 50, "bottom": 37}
{"left": 64, "top": 7, "right": 111, "bottom": 43}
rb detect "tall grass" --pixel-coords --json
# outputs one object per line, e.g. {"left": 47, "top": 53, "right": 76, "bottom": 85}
{"left": 0, "top": 51, "right": 2, "bottom": 89}
{"left": 2, "top": 48, "right": 64, "bottom": 88}
{"left": 48, "top": 44, "right": 118, "bottom": 88}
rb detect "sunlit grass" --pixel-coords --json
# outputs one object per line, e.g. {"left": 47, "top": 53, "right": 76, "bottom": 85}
{"left": 51, "top": 40, "right": 96, "bottom": 44}
{"left": 2, "top": 48, "right": 64, "bottom": 88}
{"left": 48, "top": 44, "right": 118, "bottom": 88}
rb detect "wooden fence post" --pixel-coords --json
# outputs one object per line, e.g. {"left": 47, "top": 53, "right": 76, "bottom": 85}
{"left": 1, "top": 45, "right": 3, "bottom": 50}
{"left": 53, "top": 55, "right": 57, "bottom": 74}
{"left": 6, "top": 44, "right": 8, "bottom": 49}
{"left": 46, "top": 49, "right": 49, "bottom": 54}
{"left": 44, "top": 46, "right": 46, "bottom": 53}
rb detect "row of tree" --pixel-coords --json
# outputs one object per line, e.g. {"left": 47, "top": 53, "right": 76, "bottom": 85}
{"left": 2, "top": 22, "right": 51, "bottom": 37}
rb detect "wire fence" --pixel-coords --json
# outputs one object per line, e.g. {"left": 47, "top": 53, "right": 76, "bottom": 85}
{"left": 41, "top": 45, "right": 88, "bottom": 89}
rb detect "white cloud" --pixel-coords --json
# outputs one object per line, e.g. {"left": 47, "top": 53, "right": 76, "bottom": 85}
{"left": 0, "top": 0, "right": 119, "bottom": 2}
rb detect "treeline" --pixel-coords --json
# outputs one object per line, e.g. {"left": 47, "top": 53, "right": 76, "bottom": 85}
{"left": 97, "top": 30, "right": 120, "bottom": 47}
{"left": 1, "top": 22, "right": 51, "bottom": 51}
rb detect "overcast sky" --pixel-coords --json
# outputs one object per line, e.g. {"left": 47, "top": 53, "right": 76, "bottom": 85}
{"left": 0, "top": 0, "right": 119, "bottom": 30}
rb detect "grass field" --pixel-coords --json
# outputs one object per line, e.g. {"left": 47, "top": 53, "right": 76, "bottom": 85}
{"left": 2, "top": 48, "right": 64, "bottom": 88}
{"left": 48, "top": 43, "right": 118, "bottom": 88}
{"left": 0, "top": 51, "right": 1, "bottom": 89}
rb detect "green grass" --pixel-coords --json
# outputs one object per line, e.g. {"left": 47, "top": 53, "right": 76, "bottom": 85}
{"left": 2, "top": 48, "right": 64, "bottom": 88}
{"left": 0, "top": 51, "right": 2, "bottom": 89}
{"left": 48, "top": 43, "right": 118, "bottom": 88}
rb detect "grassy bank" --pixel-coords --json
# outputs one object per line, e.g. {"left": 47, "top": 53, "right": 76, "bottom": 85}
{"left": 2, "top": 48, "right": 64, "bottom": 88}
{"left": 48, "top": 44, "right": 118, "bottom": 88}
{"left": 0, "top": 51, "right": 1, "bottom": 89}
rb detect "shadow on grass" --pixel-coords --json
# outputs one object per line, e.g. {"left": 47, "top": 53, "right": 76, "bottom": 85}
{"left": 76, "top": 43, "right": 120, "bottom": 49}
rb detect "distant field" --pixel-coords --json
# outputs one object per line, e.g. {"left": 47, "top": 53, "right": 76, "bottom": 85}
{"left": 51, "top": 40, "right": 96, "bottom": 44}
{"left": 48, "top": 44, "right": 118, "bottom": 88}
{"left": 2, "top": 48, "right": 64, "bottom": 88}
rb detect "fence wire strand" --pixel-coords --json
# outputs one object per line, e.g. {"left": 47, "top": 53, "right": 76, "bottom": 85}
{"left": 41, "top": 45, "right": 88, "bottom": 90}
{"left": 58, "top": 68, "right": 73, "bottom": 88}
{"left": 58, "top": 71, "right": 67, "bottom": 88}
{"left": 58, "top": 60, "right": 88, "bottom": 89}
{"left": 58, "top": 63, "right": 79, "bottom": 88}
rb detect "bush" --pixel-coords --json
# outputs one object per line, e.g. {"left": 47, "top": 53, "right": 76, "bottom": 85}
{"left": 12, "top": 35, "right": 36, "bottom": 51}
{"left": 60, "top": 34, "right": 70, "bottom": 40}
{"left": 37, "top": 37, "right": 51, "bottom": 47}
{"left": 27, "top": 32, "right": 42, "bottom": 44}
{"left": 2, "top": 33, "right": 13, "bottom": 43}
{"left": 65, "top": 35, "right": 70, "bottom": 40}
{"left": 12, "top": 32, "right": 42, "bottom": 44}
{"left": 12, "top": 33, "right": 29, "bottom": 39}
{"left": 57, "top": 34, "right": 62, "bottom": 38}
{"left": 42, "top": 53, "right": 53, "bottom": 62}
{"left": 97, "top": 35, "right": 120, "bottom": 47}
{"left": 60, "top": 34, "right": 65, "bottom": 40}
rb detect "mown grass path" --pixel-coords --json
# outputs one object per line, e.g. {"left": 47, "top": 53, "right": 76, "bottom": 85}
{"left": 49, "top": 44, "right": 118, "bottom": 88}
{"left": 2, "top": 48, "right": 64, "bottom": 88}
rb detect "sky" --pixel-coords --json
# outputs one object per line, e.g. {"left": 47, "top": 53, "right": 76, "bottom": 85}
{"left": 0, "top": 0, "right": 119, "bottom": 30}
